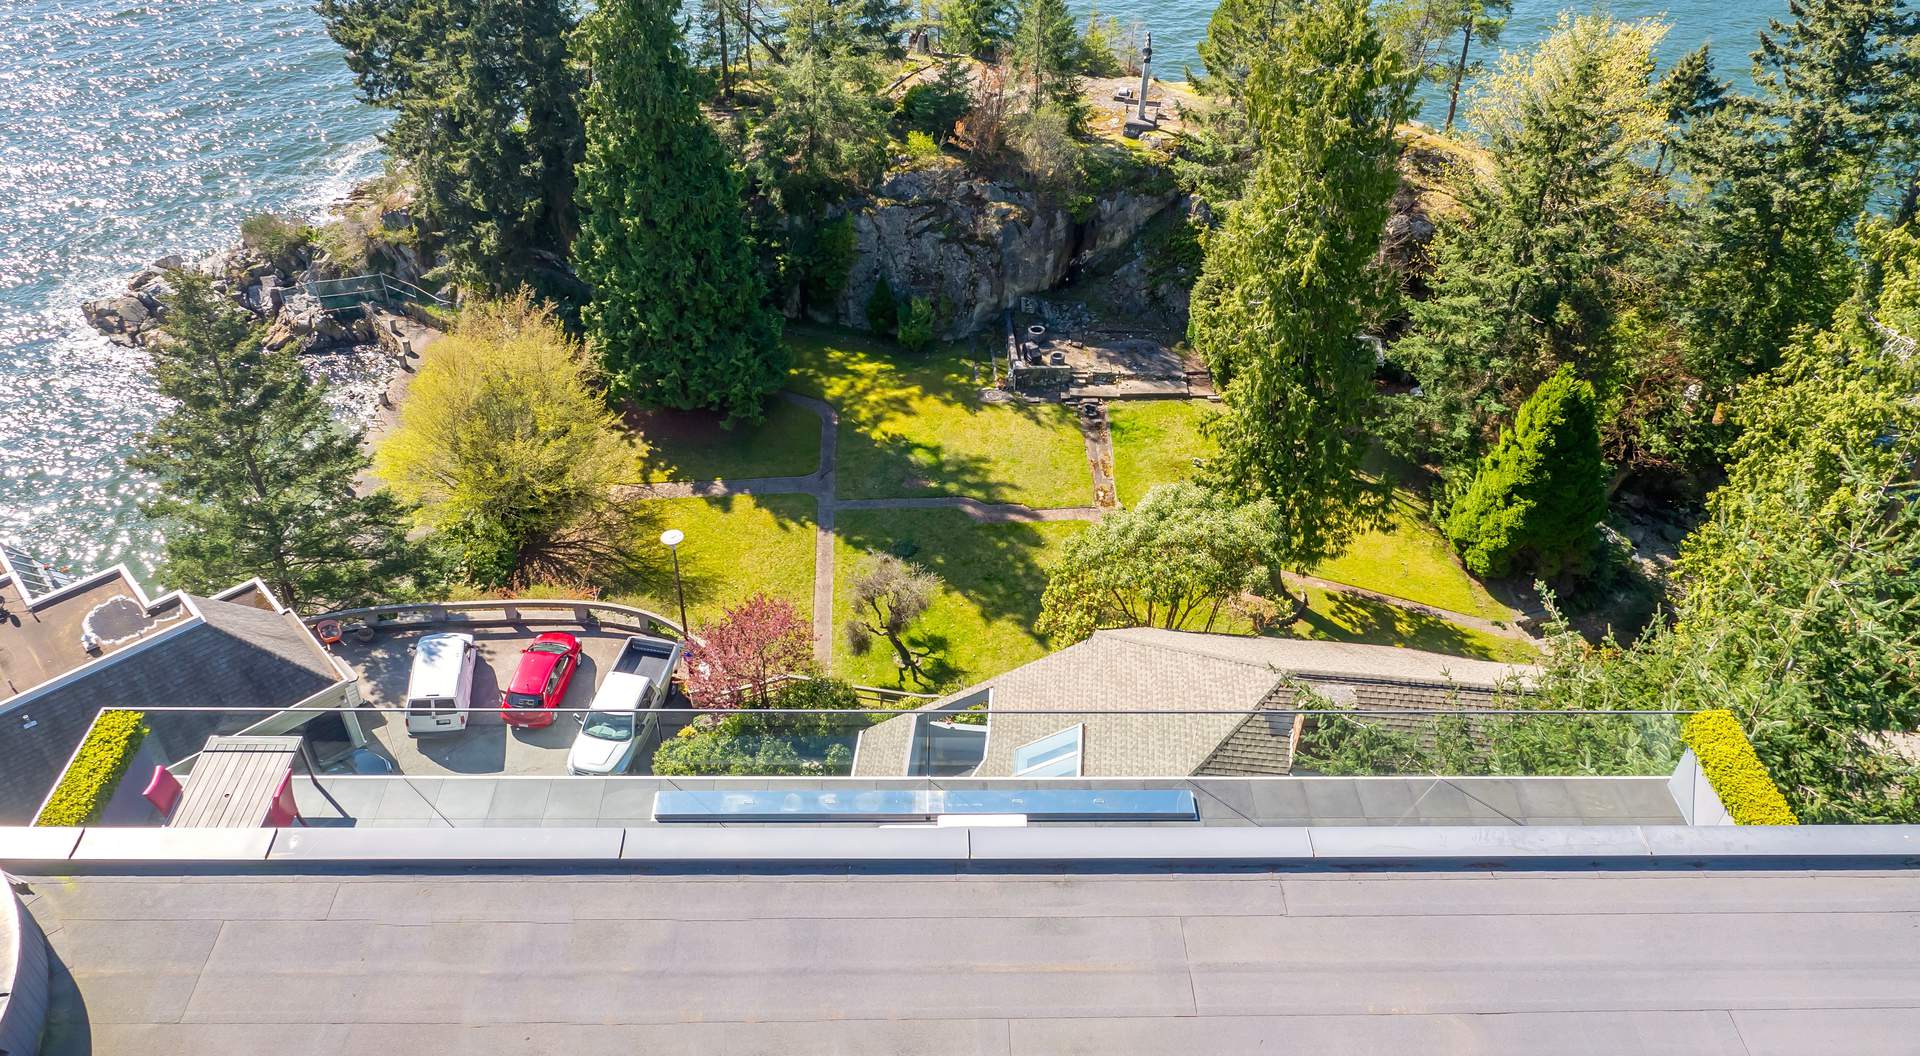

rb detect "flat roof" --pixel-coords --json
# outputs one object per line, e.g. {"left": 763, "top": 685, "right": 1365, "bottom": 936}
{"left": 0, "top": 569, "right": 187, "bottom": 703}
{"left": 16, "top": 865, "right": 1920, "bottom": 1054}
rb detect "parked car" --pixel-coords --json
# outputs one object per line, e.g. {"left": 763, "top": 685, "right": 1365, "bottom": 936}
{"left": 566, "top": 634, "right": 682, "bottom": 775}
{"left": 404, "top": 632, "right": 476, "bottom": 735}
{"left": 501, "top": 631, "right": 581, "bottom": 728}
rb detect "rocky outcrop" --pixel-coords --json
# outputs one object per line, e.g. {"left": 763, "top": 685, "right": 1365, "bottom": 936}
{"left": 825, "top": 164, "right": 1182, "bottom": 337}
{"left": 82, "top": 239, "right": 377, "bottom": 353}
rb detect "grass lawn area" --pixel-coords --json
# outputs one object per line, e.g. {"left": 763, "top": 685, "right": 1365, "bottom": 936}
{"left": 831, "top": 506, "right": 1088, "bottom": 690}
{"left": 615, "top": 494, "right": 818, "bottom": 629}
{"left": 1108, "top": 399, "right": 1216, "bottom": 506}
{"left": 788, "top": 327, "right": 1092, "bottom": 508}
{"left": 631, "top": 399, "right": 820, "bottom": 483}
{"left": 1109, "top": 399, "right": 1514, "bottom": 624}
{"left": 1282, "top": 587, "right": 1539, "bottom": 664}
{"left": 1310, "top": 493, "right": 1515, "bottom": 624}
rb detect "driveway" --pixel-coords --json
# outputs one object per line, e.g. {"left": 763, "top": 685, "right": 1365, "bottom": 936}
{"left": 331, "top": 625, "right": 691, "bottom": 776}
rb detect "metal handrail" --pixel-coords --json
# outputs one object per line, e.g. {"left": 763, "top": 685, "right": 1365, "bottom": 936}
{"left": 306, "top": 598, "right": 688, "bottom": 639}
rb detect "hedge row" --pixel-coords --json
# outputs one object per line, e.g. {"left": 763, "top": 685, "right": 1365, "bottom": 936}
{"left": 35, "top": 710, "right": 149, "bottom": 827}
{"left": 1681, "top": 709, "right": 1798, "bottom": 826}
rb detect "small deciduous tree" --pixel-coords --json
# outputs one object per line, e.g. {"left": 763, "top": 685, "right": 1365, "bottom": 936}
{"left": 1442, "top": 366, "right": 1609, "bottom": 578}
{"left": 373, "top": 294, "right": 650, "bottom": 589}
{"left": 844, "top": 551, "right": 940, "bottom": 683}
{"left": 683, "top": 594, "right": 814, "bottom": 710}
{"left": 132, "top": 270, "right": 428, "bottom": 611}
{"left": 1036, "top": 482, "right": 1282, "bottom": 643}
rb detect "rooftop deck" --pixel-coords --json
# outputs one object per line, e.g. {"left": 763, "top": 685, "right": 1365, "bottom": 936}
{"left": 15, "top": 863, "right": 1920, "bottom": 1055}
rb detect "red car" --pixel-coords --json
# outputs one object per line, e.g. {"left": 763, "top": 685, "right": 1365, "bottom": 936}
{"left": 500, "top": 632, "right": 581, "bottom": 728}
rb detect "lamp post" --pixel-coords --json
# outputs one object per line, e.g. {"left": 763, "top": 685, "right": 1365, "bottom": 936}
{"left": 660, "top": 528, "right": 689, "bottom": 637}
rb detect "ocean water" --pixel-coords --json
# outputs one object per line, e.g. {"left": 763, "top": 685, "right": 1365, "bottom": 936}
{"left": 0, "top": 0, "right": 1783, "bottom": 582}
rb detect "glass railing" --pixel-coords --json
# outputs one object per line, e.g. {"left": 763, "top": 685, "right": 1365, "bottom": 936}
{"left": 72, "top": 703, "right": 1694, "bottom": 785}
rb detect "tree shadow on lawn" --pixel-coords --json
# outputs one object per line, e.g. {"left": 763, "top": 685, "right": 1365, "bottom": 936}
{"left": 789, "top": 324, "right": 1065, "bottom": 430}
{"left": 835, "top": 504, "right": 1061, "bottom": 682}
{"left": 623, "top": 398, "right": 821, "bottom": 483}
{"left": 1291, "top": 590, "right": 1501, "bottom": 661}
{"left": 843, "top": 430, "right": 1036, "bottom": 505}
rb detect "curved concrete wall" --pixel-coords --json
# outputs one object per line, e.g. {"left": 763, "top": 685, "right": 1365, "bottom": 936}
{"left": 0, "top": 870, "right": 51, "bottom": 1056}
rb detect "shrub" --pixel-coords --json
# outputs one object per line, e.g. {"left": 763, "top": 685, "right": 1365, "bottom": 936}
{"left": 896, "top": 63, "right": 971, "bottom": 141}
{"left": 36, "top": 710, "right": 148, "bottom": 826}
{"left": 238, "top": 212, "right": 312, "bottom": 266}
{"left": 865, "top": 277, "right": 899, "bottom": 334}
{"left": 896, "top": 296, "right": 936, "bottom": 352}
{"left": 801, "top": 214, "right": 858, "bottom": 303}
{"left": 651, "top": 677, "right": 860, "bottom": 775}
{"left": 1681, "top": 710, "right": 1799, "bottom": 825}
{"left": 904, "top": 130, "right": 943, "bottom": 163}
{"left": 1444, "top": 366, "right": 1609, "bottom": 578}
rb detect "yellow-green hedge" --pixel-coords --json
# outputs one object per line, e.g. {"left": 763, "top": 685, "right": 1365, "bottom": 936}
{"left": 35, "top": 710, "right": 149, "bottom": 827}
{"left": 1681, "top": 709, "right": 1798, "bottom": 826}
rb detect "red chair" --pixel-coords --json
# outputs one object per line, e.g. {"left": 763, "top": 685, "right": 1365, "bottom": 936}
{"left": 142, "top": 766, "right": 182, "bottom": 819}
{"left": 263, "top": 771, "right": 302, "bottom": 828}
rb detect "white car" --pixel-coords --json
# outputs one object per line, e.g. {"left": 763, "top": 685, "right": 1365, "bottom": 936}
{"left": 567, "top": 672, "right": 652, "bottom": 775}
{"left": 403, "top": 632, "right": 476, "bottom": 736}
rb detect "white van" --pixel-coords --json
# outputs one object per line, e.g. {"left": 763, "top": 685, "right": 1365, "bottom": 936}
{"left": 405, "top": 632, "right": 477, "bottom": 735}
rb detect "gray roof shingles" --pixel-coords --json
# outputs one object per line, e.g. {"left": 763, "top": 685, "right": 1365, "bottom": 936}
{"left": 0, "top": 596, "right": 342, "bottom": 823}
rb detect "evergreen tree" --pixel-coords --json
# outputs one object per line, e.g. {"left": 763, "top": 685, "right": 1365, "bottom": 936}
{"left": 320, "top": 0, "right": 583, "bottom": 301}
{"left": 1008, "top": 0, "right": 1080, "bottom": 105}
{"left": 1393, "top": 14, "right": 1668, "bottom": 475}
{"left": 574, "top": 0, "right": 787, "bottom": 423}
{"left": 1194, "top": 0, "right": 1300, "bottom": 102}
{"left": 1652, "top": 43, "right": 1726, "bottom": 174}
{"left": 779, "top": 0, "right": 903, "bottom": 55}
{"left": 132, "top": 271, "right": 427, "bottom": 611}
{"left": 751, "top": 45, "right": 890, "bottom": 217}
{"left": 1436, "top": 0, "right": 1512, "bottom": 131}
{"left": 1442, "top": 366, "right": 1608, "bottom": 578}
{"left": 1520, "top": 219, "right": 1920, "bottom": 822}
{"left": 1188, "top": 0, "right": 1411, "bottom": 572}
{"left": 937, "top": 0, "right": 1012, "bottom": 58}
{"left": 1676, "top": 0, "right": 1920, "bottom": 390}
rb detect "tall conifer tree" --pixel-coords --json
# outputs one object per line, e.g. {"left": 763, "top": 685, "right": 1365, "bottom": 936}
{"left": 320, "top": 0, "right": 583, "bottom": 301}
{"left": 1188, "top": 0, "right": 1411, "bottom": 572}
{"left": 574, "top": 0, "right": 786, "bottom": 423}
{"left": 132, "top": 271, "right": 427, "bottom": 610}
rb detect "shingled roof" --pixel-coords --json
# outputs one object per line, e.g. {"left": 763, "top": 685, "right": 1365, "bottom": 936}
{"left": 0, "top": 590, "right": 344, "bottom": 823}
{"left": 853, "top": 628, "right": 1535, "bottom": 779}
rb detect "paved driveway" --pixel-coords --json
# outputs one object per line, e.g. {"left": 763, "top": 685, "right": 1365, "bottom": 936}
{"left": 332, "top": 626, "right": 688, "bottom": 776}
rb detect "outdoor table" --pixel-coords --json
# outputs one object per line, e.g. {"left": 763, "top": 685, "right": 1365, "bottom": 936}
{"left": 168, "top": 735, "right": 302, "bottom": 828}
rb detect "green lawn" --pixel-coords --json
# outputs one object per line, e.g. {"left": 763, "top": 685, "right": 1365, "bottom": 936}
{"left": 632, "top": 399, "right": 820, "bottom": 483}
{"left": 614, "top": 494, "right": 818, "bottom": 629}
{"left": 788, "top": 327, "right": 1093, "bottom": 508}
{"left": 1310, "top": 493, "right": 1514, "bottom": 623}
{"left": 1108, "top": 398, "right": 1513, "bottom": 624}
{"left": 1283, "top": 587, "right": 1539, "bottom": 664}
{"left": 1107, "top": 399, "right": 1216, "bottom": 506}
{"left": 831, "top": 506, "right": 1088, "bottom": 690}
